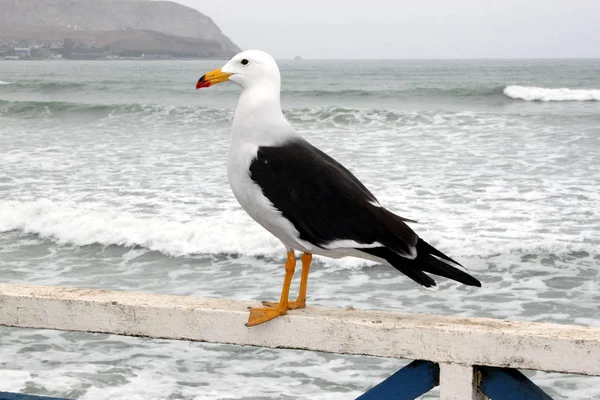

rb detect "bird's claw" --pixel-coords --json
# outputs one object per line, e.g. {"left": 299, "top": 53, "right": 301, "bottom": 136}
{"left": 246, "top": 306, "right": 287, "bottom": 326}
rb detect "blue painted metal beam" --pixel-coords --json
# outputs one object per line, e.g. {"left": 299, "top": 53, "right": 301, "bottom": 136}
{"left": 479, "top": 366, "right": 553, "bottom": 400}
{"left": 357, "top": 360, "right": 439, "bottom": 400}
{"left": 0, "top": 393, "right": 68, "bottom": 400}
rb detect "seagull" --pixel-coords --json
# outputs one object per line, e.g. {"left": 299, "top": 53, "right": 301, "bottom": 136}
{"left": 196, "top": 50, "right": 481, "bottom": 327}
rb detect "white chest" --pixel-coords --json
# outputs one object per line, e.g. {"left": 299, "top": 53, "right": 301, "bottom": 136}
{"left": 226, "top": 141, "right": 310, "bottom": 252}
{"left": 226, "top": 142, "right": 262, "bottom": 217}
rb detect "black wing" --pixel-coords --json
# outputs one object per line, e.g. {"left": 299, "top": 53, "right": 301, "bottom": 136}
{"left": 249, "top": 138, "right": 481, "bottom": 288}
{"left": 249, "top": 138, "right": 418, "bottom": 257}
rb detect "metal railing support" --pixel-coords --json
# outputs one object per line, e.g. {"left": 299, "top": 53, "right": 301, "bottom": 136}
{"left": 0, "top": 393, "right": 68, "bottom": 400}
{"left": 479, "top": 366, "right": 553, "bottom": 400}
{"left": 357, "top": 360, "right": 439, "bottom": 399}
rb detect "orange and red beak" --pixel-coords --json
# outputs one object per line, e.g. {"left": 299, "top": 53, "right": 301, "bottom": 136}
{"left": 196, "top": 68, "right": 232, "bottom": 89}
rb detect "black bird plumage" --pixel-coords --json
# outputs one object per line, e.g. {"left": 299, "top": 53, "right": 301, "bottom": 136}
{"left": 249, "top": 138, "right": 481, "bottom": 289}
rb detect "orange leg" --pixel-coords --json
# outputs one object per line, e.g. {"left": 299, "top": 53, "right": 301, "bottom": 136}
{"left": 263, "top": 252, "right": 312, "bottom": 310}
{"left": 246, "top": 251, "right": 296, "bottom": 327}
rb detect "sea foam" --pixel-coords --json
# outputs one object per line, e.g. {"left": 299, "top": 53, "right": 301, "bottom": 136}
{"left": 0, "top": 199, "right": 595, "bottom": 264}
{"left": 0, "top": 199, "right": 281, "bottom": 258}
{"left": 504, "top": 85, "right": 600, "bottom": 101}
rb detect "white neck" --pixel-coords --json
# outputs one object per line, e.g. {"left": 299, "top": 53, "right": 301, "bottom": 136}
{"left": 230, "top": 83, "right": 297, "bottom": 147}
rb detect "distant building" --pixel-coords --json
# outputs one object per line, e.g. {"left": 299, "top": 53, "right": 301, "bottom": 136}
{"left": 31, "top": 48, "right": 51, "bottom": 59}
{"left": 0, "top": 44, "right": 11, "bottom": 58}
{"left": 14, "top": 47, "right": 31, "bottom": 58}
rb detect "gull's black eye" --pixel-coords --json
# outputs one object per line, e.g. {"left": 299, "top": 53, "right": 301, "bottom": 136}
{"left": 241, "top": 59, "right": 249, "bottom": 66}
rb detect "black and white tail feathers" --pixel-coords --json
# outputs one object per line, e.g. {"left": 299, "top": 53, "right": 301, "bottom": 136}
{"left": 413, "top": 239, "right": 481, "bottom": 287}
{"left": 362, "top": 239, "right": 481, "bottom": 289}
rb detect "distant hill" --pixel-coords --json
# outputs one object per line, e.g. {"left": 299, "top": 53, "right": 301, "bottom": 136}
{"left": 0, "top": 0, "right": 241, "bottom": 58}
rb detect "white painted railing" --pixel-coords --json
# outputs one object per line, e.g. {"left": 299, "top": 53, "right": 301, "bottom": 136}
{"left": 1, "top": 283, "right": 599, "bottom": 399}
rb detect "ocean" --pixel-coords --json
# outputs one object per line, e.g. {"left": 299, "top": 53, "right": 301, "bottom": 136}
{"left": 1, "top": 59, "right": 599, "bottom": 399}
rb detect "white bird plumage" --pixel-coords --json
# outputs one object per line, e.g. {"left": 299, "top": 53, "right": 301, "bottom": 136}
{"left": 223, "top": 51, "right": 315, "bottom": 254}
{"left": 196, "top": 49, "right": 481, "bottom": 326}
{"left": 224, "top": 50, "right": 394, "bottom": 263}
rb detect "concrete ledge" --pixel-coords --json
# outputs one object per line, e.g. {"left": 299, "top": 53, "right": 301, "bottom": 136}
{"left": 1, "top": 282, "right": 599, "bottom": 376}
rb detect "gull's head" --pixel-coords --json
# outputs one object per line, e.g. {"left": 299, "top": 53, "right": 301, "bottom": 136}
{"left": 196, "top": 50, "right": 280, "bottom": 91}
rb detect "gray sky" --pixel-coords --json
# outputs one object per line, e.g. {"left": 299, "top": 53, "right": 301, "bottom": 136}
{"left": 172, "top": 0, "right": 599, "bottom": 59}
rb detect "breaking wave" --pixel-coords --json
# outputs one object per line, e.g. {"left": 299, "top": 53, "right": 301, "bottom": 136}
{"left": 3, "top": 98, "right": 596, "bottom": 134}
{"left": 2, "top": 80, "right": 506, "bottom": 99}
{"left": 32, "top": 81, "right": 87, "bottom": 92}
{"left": 0, "top": 80, "right": 11, "bottom": 85}
{"left": 0, "top": 199, "right": 281, "bottom": 259}
{"left": 0, "top": 200, "right": 595, "bottom": 264}
{"left": 0, "top": 99, "right": 482, "bottom": 126}
{"left": 0, "top": 99, "right": 235, "bottom": 124}
{"left": 282, "top": 86, "right": 507, "bottom": 99}
{"left": 2, "top": 80, "right": 122, "bottom": 93}
{"left": 503, "top": 85, "right": 600, "bottom": 101}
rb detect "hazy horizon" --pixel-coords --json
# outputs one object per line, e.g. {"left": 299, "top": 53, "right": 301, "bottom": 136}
{"left": 248, "top": 56, "right": 600, "bottom": 61}
{"left": 169, "top": 0, "right": 600, "bottom": 60}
